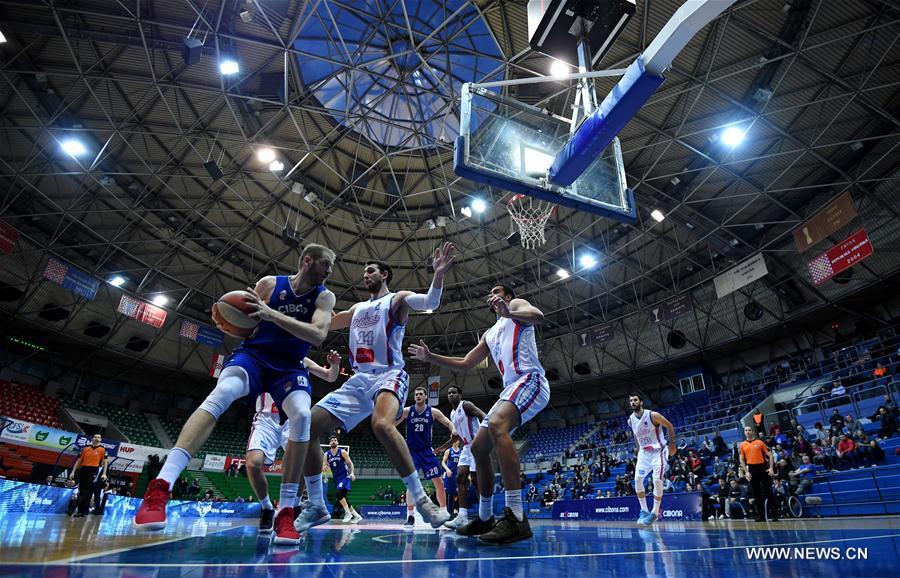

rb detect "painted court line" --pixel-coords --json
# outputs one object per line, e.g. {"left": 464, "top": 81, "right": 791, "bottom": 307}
{"left": 7, "top": 531, "right": 899, "bottom": 567}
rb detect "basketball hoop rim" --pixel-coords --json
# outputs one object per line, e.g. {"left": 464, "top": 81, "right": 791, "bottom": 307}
{"left": 506, "top": 194, "right": 556, "bottom": 223}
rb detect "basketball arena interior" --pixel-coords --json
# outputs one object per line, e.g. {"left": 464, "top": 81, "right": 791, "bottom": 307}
{"left": 0, "top": 0, "right": 899, "bottom": 576}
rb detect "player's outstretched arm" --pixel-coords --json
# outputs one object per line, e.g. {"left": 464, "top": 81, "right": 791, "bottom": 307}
{"left": 441, "top": 449, "right": 453, "bottom": 477}
{"left": 432, "top": 408, "right": 457, "bottom": 438}
{"left": 246, "top": 287, "right": 335, "bottom": 347}
{"left": 305, "top": 351, "right": 341, "bottom": 382}
{"left": 330, "top": 304, "right": 357, "bottom": 332}
{"left": 396, "top": 242, "right": 456, "bottom": 315}
{"left": 407, "top": 338, "right": 489, "bottom": 371}
{"left": 490, "top": 296, "right": 544, "bottom": 326}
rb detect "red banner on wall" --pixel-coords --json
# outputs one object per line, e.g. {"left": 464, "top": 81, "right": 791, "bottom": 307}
{"left": 807, "top": 228, "right": 874, "bottom": 285}
{"left": 224, "top": 455, "right": 282, "bottom": 474}
{"left": 0, "top": 220, "right": 19, "bottom": 254}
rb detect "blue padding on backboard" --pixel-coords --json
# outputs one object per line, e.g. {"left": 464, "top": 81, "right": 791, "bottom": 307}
{"left": 454, "top": 136, "right": 637, "bottom": 223}
{"left": 549, "top": 56, "right": 665, "bottom": 186}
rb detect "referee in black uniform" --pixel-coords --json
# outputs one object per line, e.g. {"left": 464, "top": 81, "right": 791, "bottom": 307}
{"left": 738, "top": 425, "right": 778, "bottom": 522}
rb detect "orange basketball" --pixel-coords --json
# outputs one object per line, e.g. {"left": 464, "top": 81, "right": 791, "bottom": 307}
{"left": 212, "top": 290, "right": 259, "bottom": 339}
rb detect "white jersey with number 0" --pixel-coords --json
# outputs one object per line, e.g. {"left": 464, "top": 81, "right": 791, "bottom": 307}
{"left": 483, "top": 316, "right": 544, "bottom": 387}
{"left": 349, "top": 292, "right": 405, "bottom": 373}
{"left": 450, "top": 402, "right": 481, "bottom": 445}
{"left": 629, "top": 410, "right": 666, "bottom": 452}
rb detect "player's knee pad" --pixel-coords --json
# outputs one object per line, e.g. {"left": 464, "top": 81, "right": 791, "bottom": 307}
{"left": 335, "top": 488, "right": 348, "bottom": 502}
{"left": 283, "top": 390, "right": 311, "bottom": 442}
{"left": 198, "top": 366, "right": 249, "bottom": 420}
{"left": 653, "top": 477, "right": 665, "bottom": 497}
{"left": 634, "top": 474, "right": 647, "bottom": 494}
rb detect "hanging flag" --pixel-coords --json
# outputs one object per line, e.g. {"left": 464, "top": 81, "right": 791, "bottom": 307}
{"left": 179, "top": 319, "right": 224, "bottom": 348}
{"left": 807, "top": 228, "right": 874, "bottom": 285}
{"left": 117, "top": 294, "right": 167, "bottom": 329}
{"left": 210, "top": 353, "right": 224, "bottom": 378}
{"left": 42, "top": 257, "right": 100, "bottom": 300}
{"left": 427, "top": 375, "right": 440, "bottom": 407}
{"left": 0, "top": 220, "right": 19, "bottom": 254}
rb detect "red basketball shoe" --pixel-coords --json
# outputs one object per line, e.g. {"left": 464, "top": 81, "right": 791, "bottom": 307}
{"left": 133, "top": 478, "right": 170, "bottom": 530}
{"left": 273, "top": 508, "right": 302, "bottom": 545}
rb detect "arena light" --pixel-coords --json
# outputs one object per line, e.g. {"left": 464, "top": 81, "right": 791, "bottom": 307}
{"left": 650, "top": 209, "right": 665, "bottom": 222}
{"left": 556, "top": 268, "right": 570, "bottom": 279}
{"left": 152, "top": 295, "right": 169, "bottom": 307}
{"left": 470, "top": 198, "right": 487, "bottom": 214}
{"left": 256, "top": 147, "right": 276, "bottom": 163}
{"left": 219, "top": 59, "right": 240, "bottom": 75}
{"left": 269, "top": 160, "right": 284, "bottom": 172}
{"left": 61, "top": 138, "right": 87, "bottom": 157}
{"left": 108, "top": 276, "right": 126, "bottom": 287}
{"left": 579, "top": 253, "right": 598, "bottom": 269}
{"left": 550, "top": 60, "right": 569, "bottom": 78}
{"left": 460, "top": 206, "right": 473, "bottom": 218}
{"left": 0, "top": 31, "right": 6, "bottom": 44}
{"left": 721, "top": 126, "right": 746, "bottom": 147}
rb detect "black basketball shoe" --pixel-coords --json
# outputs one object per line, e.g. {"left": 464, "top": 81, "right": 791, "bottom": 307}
{"left": 455, "top": 515, "right": 495, "bottom": 536}
{"left": 477, "top": 508, "right": 532, "bottom": 545}
{"left": 258, "top": 508, "right": 275, "bottom": 534}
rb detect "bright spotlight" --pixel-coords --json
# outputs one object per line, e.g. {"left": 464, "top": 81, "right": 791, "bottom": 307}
{"left": 460, "top": 206, "right": 473, "bottom": 218}
{"left": 550, "top": 60, "right": 569, "bottom": 78}
{"left": 556, "top": 269, "right": 570, "bottom": 279}
{"left": 721, "top": 126, "right": 746, "bottom": 147}
{"left": 650, "top": 209, "right": 665, "bottom": 222}
{"left": 471, "top": 199, "right": 487, "bottom": 214}
{"left": 152, "top": 295, "right": 169, "bottom": 307}
{"left": 269, "top": 160, "right": 284, "bottom": 172}
{"left": 61, "top": 139, "right": 87, "bottom": 157}
{"left": 219, "top": 59, "right": 239, "bottom": 75}
{"left": 257, "top": 148, "right": 276, "bottom": 163}
{"left": 579, "top": 254, "right": 598, "bottom": 269}
{"left": 108, "top": 276, "right": 126, "bottom": 287}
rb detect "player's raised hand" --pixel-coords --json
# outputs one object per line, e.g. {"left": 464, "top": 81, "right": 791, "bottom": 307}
{"left": 488, "top": 294, "right": 510, "bottom": 318}
{"left": 431, "top": 241, "right": 456, "bottom": 277}
{"left": 327, "top": 350, "right": 340, "bottom": 366}
{"left": 408, "top": 340, "right": 432, "bottom": 361}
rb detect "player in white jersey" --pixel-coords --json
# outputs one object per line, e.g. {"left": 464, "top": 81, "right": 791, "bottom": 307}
{"left": 442, "top": 384, "right": 486, "bottom": 530}
{"left": 295, "top": 242, "right": 457, "bottom": 532}
{"left": 409, "top": 284, "right": 548, "bottom": 545}
{"left": 628, "top": 392, "right": 676, "bottom": 526}
{"left": 247, "top": 351, "right": 340, "bottom": 534}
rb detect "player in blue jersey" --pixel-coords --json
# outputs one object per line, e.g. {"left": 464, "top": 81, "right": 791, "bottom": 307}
{"left": 323, "top": 434, "right": 361, "bottom": 523}
{"left": 134, "top": 244, "right": 336, "bottom": 547}
{"left": 295, "top": 242, "right": 456, "bottom": 532}
{"left": 395, "top": 385, "right": 457, "bottom": 526}
{"left": 442, "top": 439, "right": 462, "bottom": 517}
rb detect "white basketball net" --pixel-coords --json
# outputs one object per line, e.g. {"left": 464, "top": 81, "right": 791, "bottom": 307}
{"left": 506, "top": 194, "right": 556, "bottom": 250}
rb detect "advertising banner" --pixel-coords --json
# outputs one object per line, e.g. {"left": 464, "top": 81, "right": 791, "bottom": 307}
{"left": 794, "top": 191, "right": 857, "bottom": 252}
{"left": 714, "top": 253, "right": 769, "bottom": 299}
{"left": 0, "top": 416, "right": 32, "bottom": 443}
{"left": 74, "top": 435, "right": 120, "bottom": 457}
{"left": 359, "top": 505, "right": 407, "bottom": 520}
{"left": 551, "top": 492, "right": 702, "bottom": 521}
{"left": 427, "top": 375, "right": 440, "bottom": 406}
{"left": 202, "top": 454, "right": 227, "bottom": 472}
{"left": 117, "top": 443, "right": 169, "bottom": 463}
{"left": 27, "top": 425, "right": 77, "bottom": 451}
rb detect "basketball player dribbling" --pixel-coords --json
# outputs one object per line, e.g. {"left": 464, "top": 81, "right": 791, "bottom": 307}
{"left": 628, "top": 392, "right": 676, "bottom": 526}
{"left": 395, "top": 385, "right": 457, "bottom": 526}
{"left": 409, "top": 284, "right": 548, "bottom": 544}
{"left": 133, "top": 244, "right": 336, "bottom": 546}
{"left": 294, "top": 242, "right": 456, "bottom": 532}
{"left": 248, "top": 352, "right": 340, "bottom": 534}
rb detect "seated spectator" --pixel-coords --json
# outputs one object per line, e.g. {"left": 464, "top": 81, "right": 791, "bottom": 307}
{"left": 44, "top": 475, "right": 56, "bottom": 486}
{"left": 876, "top": 407, "right": 898, "bottom": 440}
{"left": 726, "top": 479, "right": 749, "bottom": 518}
{"left": 203, "top": 488, "right": 214, "bottom": 501}
{"left": 883, "top": 395, "right": 897, "bottom": 416}
{"left": 235, "top": 495, "right": 245, "bottom": 503}
{"left": 844, "top": 415, "right": 865, "bottom": 439}
{"left": 712, "top": 433, "right": 728, "bottom": 457}
{"left": 772, "top": 479, "right": 789, "bottom": 513}
{"left": 868, "top": 439, "right": 885, "bottom": 465}
{"left": 813, "top": 422, "right": 830, "bottom": 444}
{"left": 713, "top": 456, "right": 728, "bottom": 479}
{"left": 836, "top": 434, "right": 862, "bottom": 469}
{"left": 526, "top": 483, "right": 538, "bottom": 503}
{"left": 829, "top": 410, "right": 845, "bottom": 435}
{"left": 788, "top": 454, "right": 821, "bottom": 495}
{"left": 793, "top": 434, "right": 812, "bottom": 459}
